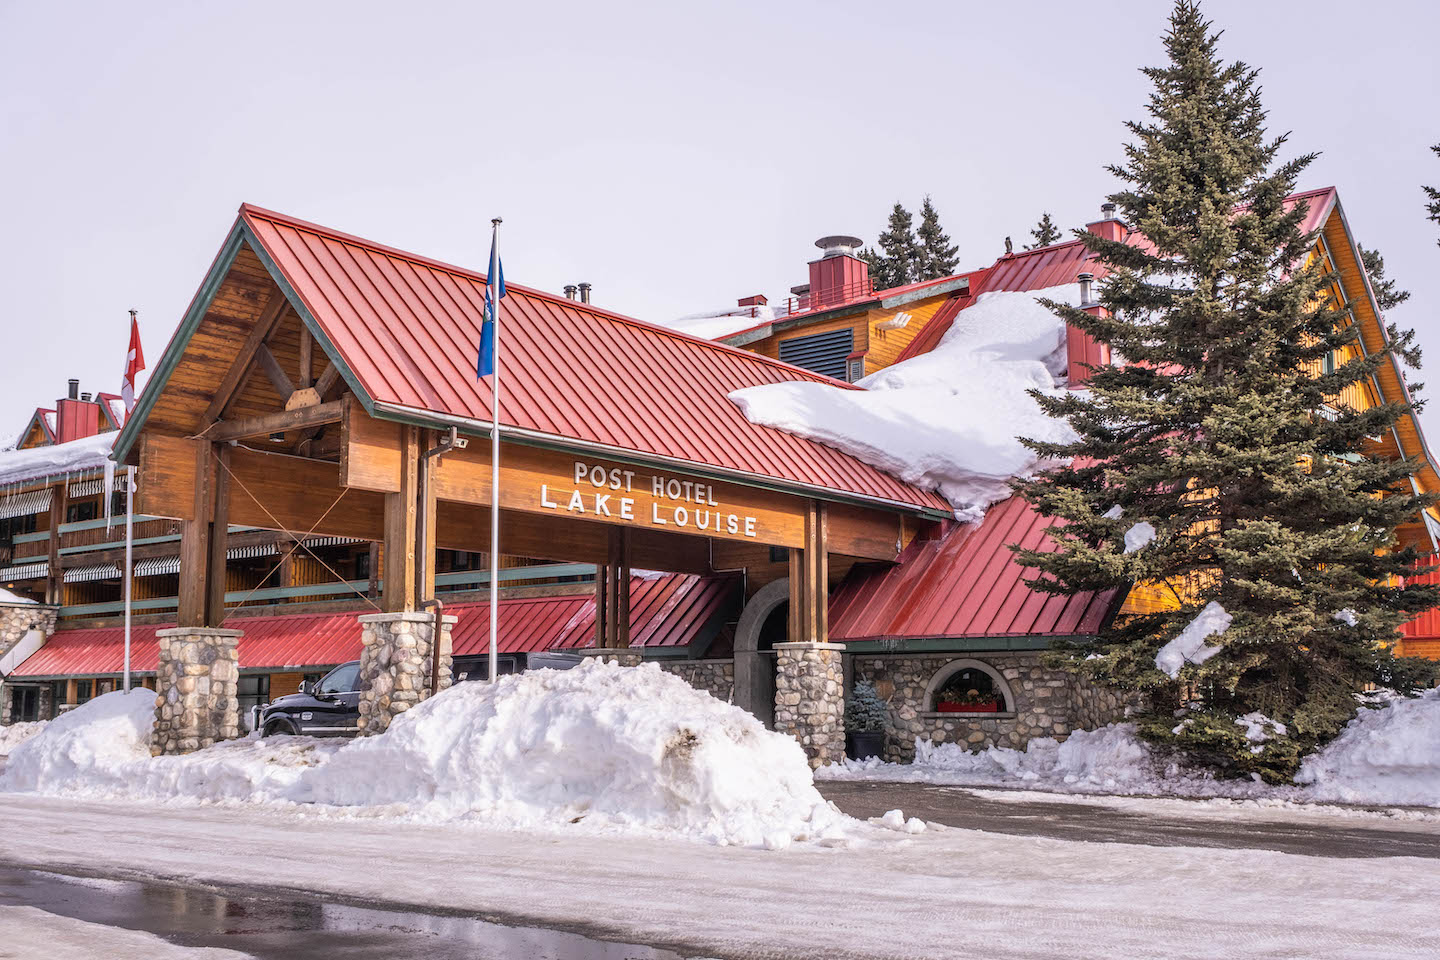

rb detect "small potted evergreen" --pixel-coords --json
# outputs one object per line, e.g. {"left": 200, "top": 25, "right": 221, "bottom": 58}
{"left": 845, "top": 680, "right": 889, "bottom": 760}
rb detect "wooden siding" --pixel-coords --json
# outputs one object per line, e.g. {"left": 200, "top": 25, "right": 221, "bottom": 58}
{"left": 864, "top": 296, "right": 951, "bottom": 370}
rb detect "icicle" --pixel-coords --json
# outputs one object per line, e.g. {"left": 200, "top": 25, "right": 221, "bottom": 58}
{"left": 104, "top": 456, "right": 116, "bottom": 532}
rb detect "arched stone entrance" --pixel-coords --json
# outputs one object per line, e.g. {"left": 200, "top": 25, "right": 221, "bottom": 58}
{"left": 733, "top": 577, "right": 790, "bottom": 727}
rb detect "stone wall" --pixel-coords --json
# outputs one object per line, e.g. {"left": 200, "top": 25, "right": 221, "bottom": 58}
{"left": 852, "top": 651, "right": 1125, "bottom": 763}
{"left": 356, "top": 612, "right": 455, "bottom": 735}
{"left": 151, "top": 627, "right": 242, "bottom": 756}
{"left": 774, "top": 642, "right": 845, "bottom": 768}
{"left": 0, "top": 602, "right": 57, "bottom": 664}
{"left": 657, "top": 658, "right": 734, "bottom": 703}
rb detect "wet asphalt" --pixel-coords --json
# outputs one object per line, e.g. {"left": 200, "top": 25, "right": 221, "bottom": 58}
{"left": 818, "top": 781, "right": 1440, "bottom": 859}
{"left": 0, "top": 866, "right": 685, "bottom": 960}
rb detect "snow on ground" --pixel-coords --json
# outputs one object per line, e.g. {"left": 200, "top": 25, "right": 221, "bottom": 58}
{"left": 0, "top": 719, "right": 47, "bottom": 757}
{"left": 4, "top": 791, "right": 1437, "bottom": 960}
{"left": 0, "top": 663, "right": 852, "bottom": 848}
{"left": 0, "top": 432, "right": 112, "bottom": 488}
{"left": 1155, "top": 600, "right": 1230, "bottom": 678}
{"left": 822, "top": 690, "right": 1440, "bottom": 808}
{"left": 729, "top": 286, "right": 1080, "bottom": 521}
{"left": 661, "top": 304, "right": 774, "bottom": 340}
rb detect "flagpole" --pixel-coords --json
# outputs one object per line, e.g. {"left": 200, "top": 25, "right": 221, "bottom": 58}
{"left": 488, "top": 218, "right": 502, "bottom": 685}
{"left": 123, "top": 465, "right": 135, "bottom": 692}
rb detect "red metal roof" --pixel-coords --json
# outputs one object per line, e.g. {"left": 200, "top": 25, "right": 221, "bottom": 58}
{"left": 895, "top": 189, "right": 1338, "bottom": 365}
{"left": 8, "top": 574, "right": 737, "bottom": 678}
{"left": 828, "top": 495, "right": 1118, "bottom": 641}
{"left": 449, "top": 572, "right": 739, "bottom": 656}
{"left": 238, "top": 206, "right": 949, "bottom": 514}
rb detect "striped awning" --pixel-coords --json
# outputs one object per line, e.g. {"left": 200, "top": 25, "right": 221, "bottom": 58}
{"left": 302, "top": 536, "right": 365, "bottom": 549}
{"left": 0, "top": 561, "right": 48, "bottom": 581}
{"left": 228, "top": 543, "right": 278, "bottom": 560}
{"left": 0, "top": 489, "right": 52, "bottom": 520}
{"left": 133, "top": 556, "right": 181, "bottom": 578}
{"left": 68, "top": 478, "right": 106, "bottom": 498}
{"left": 64, "top": 563, "right": 121, "bottom": 584}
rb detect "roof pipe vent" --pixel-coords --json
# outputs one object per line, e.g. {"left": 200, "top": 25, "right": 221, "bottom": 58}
{"left": 563, "top": 284, "right": 578, "bottom": 300}
{"left": 578, "top": 282, "right": 592, "bottom": 304}
{"left": 1077, "top": 272, "right": 1096, "bottom": 306}
{"left": 1100, "top": 202, "right": 1117, "bottom": 220}
{"left": 814, "top": 235, "right": 863, "bottom": 260}
{"left": 67, "top": 379, "right": 79, "bottom": 400}
{"left": 80, "top": 392, "right": 92, "bottom": 402}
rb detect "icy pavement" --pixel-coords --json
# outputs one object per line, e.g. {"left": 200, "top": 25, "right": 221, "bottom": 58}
{"left": 1, "top": 793, "right": 1436, "bottom": 960}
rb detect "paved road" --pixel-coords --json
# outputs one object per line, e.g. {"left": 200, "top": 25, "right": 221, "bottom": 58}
{"left": 819, "top": 780, "right": 1440, "bottom": 859}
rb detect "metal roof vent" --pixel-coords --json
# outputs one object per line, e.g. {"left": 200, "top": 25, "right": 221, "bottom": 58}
{"left": 563, "top": 284, "right": 578, "bottom": 300}
{"left": 1077, "top": 272, "right": 1096, "bottom": 306}
{"left": 1100, "top": 202, "right": 1117, "bottom": 220}
{"left": 67, "top": 379, "right": 79, "bottom": 400}
{"left": 814, "top": 235, "right": 863, "bottom": 260}
{"left": 578, "top": 282, "right": 592, "bottom": 304}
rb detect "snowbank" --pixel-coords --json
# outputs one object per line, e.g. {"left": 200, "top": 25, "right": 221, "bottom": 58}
{"left": 824, "top": 691, "right": 1440, "bottom": 807}
{"left": 729, "top": 286, "right": 1080, "bottom": 520}
{"left": 0, "top": 720, "right": 47, "bottom": 757}
{"left": 1296, "top": 688, "right": 1440, "bottom": 806}
{"left": 1, "top": 663, "right": 851, "bottom": 847}
{"left": 0, "top": 433, "right": 113, "bottom": 488}
{"left": 297, "top": 661, "right": 845, "bottom": 846}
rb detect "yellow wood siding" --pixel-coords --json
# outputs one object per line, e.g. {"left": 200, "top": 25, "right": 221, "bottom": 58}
{"left": 864, "top": 296, "right": 951, "bottom": 370}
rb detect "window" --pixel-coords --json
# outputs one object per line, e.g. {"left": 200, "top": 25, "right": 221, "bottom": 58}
{"left": 317, "top": 662, "right": 360, "bottom": 695}
{"left": 76, "top": 679, "right": 93, "bottom": 704}
{"left": 0, "top": 514, "right": 38, "bottom": 540}
{"left": 769, "top": 546, "right": 789, "bottom": 564}
{"left": 1323, "top": 351, "right": 1336, "bottom": 375}
{"left": 925, "top": 660, "right": 1012, "bottom": 713}
{"left": 66, "top": 500, "right": 98, "bottom": 524}
{"left": 778, "top": 328, "right": 854, "bottom": 380}
{"left": 238, "top": 674, "right": 271, "bottom": 730}
{"left": 354, "top": 549, "right": 371, "bottom": 580}
{"left": 846, "top": 356, "right": 866, "bottom": 383}
{"left": 9, "top": 686, "right": 38, "bottom": 723}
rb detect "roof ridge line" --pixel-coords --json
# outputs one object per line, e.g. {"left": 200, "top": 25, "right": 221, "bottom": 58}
{"left": 238, "top": 204, "right": 863, "bottom": 392}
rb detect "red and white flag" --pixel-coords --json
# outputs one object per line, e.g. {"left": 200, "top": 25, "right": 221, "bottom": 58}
{"left": 120, "top": 310, "right": 145, "bottom": 417}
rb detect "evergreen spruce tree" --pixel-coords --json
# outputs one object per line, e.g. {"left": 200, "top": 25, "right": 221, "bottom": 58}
{"left": 1426, "top": 143, "right": 1440, "bottom": 243}
{"left": 868, "top": 203, "right": 921, "bottom": 290}
{"left": 1026, "top": 212, "right": 1064, "bottom": 249}
{"left": 1359, "top": 245, "right": 1424, "bottom": 403}
{"left": 916, "top": 195, "right": 960, "bottom": 280}
{"left": 1013, "top": 1, "right": 1439, "bottom": 782}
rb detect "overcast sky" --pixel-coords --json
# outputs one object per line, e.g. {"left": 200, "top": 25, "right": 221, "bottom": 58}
{"left": 2, "top": 0, "right": 1436, "bottom": 439}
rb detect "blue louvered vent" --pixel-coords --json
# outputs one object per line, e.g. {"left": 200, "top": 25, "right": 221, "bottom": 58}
{"left": 778, "top": 328, "right": 854, "bottom": 380}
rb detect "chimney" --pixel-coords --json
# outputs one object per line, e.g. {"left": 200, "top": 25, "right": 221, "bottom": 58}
{"left": 55, "top": 381, "right": 101, "bottom": 443}
{"left": 578, "top": 282, "right": 592, "bottom": 304}
{"left": 807, "top": 235, "right": 870, "bottom": 308}
{"left": 1086, "top": 202, "right": 1127, "bottom": 243}
{"left": 737, "top": 294, "right": 768, "bottom": 307}
{"left": 563, "top": 284, "right": 578, "bottom": 300}
{"left": 1067, "top": 271, "right": 1111, "bottom": 388}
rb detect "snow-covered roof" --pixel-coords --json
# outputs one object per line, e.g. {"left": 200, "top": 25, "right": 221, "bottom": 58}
{"left": 0, "top": 433, "right": 113, "bottom": 490}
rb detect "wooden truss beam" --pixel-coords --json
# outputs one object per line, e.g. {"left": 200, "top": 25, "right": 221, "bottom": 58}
{"left": 202, "top": 286, "right": 290, "bottom": 425}
{"left": 206, "top": 400, "right": 344, "bottom": 443}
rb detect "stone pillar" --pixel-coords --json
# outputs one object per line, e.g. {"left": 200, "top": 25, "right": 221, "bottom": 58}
{"left": 0, "top": 686, "right": 10, "bottom": 725}
{"left": 356, "top": 612, "right": 456, "bottom": 735}
{"left": 37, "top": 684, "right": 54, "bottom": 721}
{"left": 574, "top": 647, "right": 643, "bottom": 667}
{"left": 774, "top": 641, "right": 846, "bottom": 768}
{"left": 151, "top": 627, "right": 242, "bottom": 756}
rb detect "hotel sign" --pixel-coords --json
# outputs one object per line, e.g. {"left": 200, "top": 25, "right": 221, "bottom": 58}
{"left": 426, "top": 442, "right": 806, "bottom": 547}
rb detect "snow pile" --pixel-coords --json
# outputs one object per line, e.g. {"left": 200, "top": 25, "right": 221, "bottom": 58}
{"left": 1296, "top": 688, "right": 1440, "bottom": 806}
{"left": 0, "top": 433, "right": 113, "bottom": 488}
{"left": 1123, "top": 521, "right": 1156, "bottom": 553}
{"left": 3, "top": 664, "right": 853, "bottom": 847}
{"left": 663, "top": 304, "right": 775, "bottom": 341}
{"left": 729, "top": 286, "right": 1080, "bottom": 520}
{"left": 0, "top": 587, "right": 37, "bottom": 605}
{"left": 0, "top": 720, "right": 47, "bottom": 757}
{"left": 1155, "top": 601, "right": 1230, "bottom": 678}
{"left": 1334, "top": 608, "right": 1358, "bottom": 627}
{"left": 298, "top": 661, "right": 845, "bottom": 846}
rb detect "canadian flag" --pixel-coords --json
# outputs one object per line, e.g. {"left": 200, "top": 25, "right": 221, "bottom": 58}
{"left": 120, "top": 309, "right": 146, "bottom": 418}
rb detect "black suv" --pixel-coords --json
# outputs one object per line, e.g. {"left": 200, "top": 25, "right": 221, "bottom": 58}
{"left": 257, "top": 661, "right": 361, "bottom": 738}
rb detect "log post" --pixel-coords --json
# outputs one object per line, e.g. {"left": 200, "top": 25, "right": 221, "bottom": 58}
{"left": 177, "top": 440, "right": 214, "bottom": 627}
{"left": 382, "top": 425, "right": 420, "bottom": 613}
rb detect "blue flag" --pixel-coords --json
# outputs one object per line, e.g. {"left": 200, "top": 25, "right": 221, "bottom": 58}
{"left": 477, "top": 230, "right": 506, "bottom": 378}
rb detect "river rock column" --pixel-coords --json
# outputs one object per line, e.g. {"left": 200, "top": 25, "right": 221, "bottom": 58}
{"left": 151, "top": 627, "right": 242, "bottom": 755}
{"left": 773, "top": 641, "right": 846, "bottom": 768}
{"left": 356, "top": 612, "right": 456, "bottom": 735}
{"left": 573, "top": 647, "right": 644, "bottom": 667}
